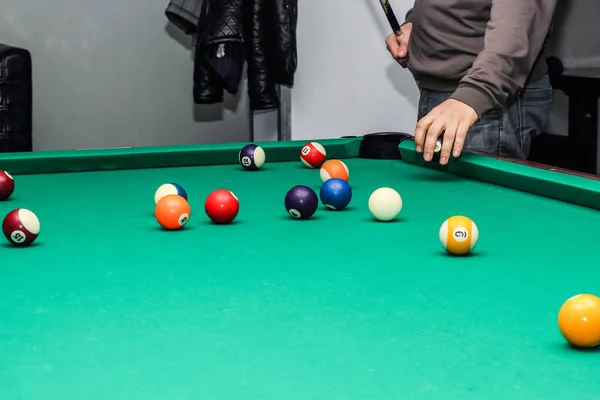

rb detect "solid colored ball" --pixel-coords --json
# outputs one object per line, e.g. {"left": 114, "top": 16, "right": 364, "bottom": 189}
{"left": 2, "top": 208, "right": 40, "bottom": 246}
{"left": 205, "top": 189, "right": 239, "bottom": 224}
{"left": 155, "top": 182, "right": 187, "bottom": 204}
{"left": 239, "top": 144, "right": 266, "bottom": 170}
{"left": 285, "top": 185, "right": 318, "bottom": 219}
{"left": 320, "top": 178, "right": 352, "bottom": 210}
{"left": 155, "top": 194, "right": 191, "bottom": 230}
{"left": 0, "top": 170, "right": 15, "bottom": 201}
{"left": 320, "top": 159, "right": 349, "bottom": 182}
{"left": 439, "top": 215, "right": 479, "bottom": 255}
{"left": 368, "top": 187, "right": 402, "bottom": 221}
{"left": 300, "top": 142, "right": 327, "bottom": 168}
{"left": 558, "top": 294, "right": 600, "bottom": 348}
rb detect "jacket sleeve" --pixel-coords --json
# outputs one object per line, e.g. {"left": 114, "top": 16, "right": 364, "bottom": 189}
{"left": 246, "top": 0, "right": 280, "bottom": 111}
{"left": 271, "top": 0, "right": 298, "bottom": 86}
{"left": 450, "top": 0, "right": 557, "bottom": 117}
{"left": 193, "top": 0, "right": 246, "bottom": 104}
{"left": 165, "top": 0, "right": 203, "bottom": 34}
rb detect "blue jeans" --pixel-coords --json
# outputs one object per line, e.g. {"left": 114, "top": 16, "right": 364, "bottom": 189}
{"left": 417, "top": 74, "right": 553, "bottom": 159}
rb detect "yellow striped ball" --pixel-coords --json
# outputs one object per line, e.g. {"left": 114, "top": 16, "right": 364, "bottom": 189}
{"left": 439, "top": 215, "right": 479, "bottom": 255}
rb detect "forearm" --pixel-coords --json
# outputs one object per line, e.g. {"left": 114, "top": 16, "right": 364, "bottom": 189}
{"left": 451, "top": 0, "right": 557, "bottom": 117}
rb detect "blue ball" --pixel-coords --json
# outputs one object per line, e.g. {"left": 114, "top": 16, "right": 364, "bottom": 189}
{"left": 320, "top": 178, "right": 352, "bottom": 210}
{"left": 169, "top": 182, "right": 188, "bottom": 200}
{"left": 154, "top": 182, "right": 188, "bottom": 204}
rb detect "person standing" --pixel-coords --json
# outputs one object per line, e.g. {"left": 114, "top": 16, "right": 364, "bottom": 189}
{"left": 386, "top": 1, "right": 558, "bottom": 164}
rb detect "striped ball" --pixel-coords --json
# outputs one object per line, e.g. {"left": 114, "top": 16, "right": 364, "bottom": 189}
{"left": 154, "top": 183, "right": 188, "bottom": 204}
{"left": 300, "top": 142, "right": 327, "bottom": 168}
{"left": 439, "top": 215, "right": 479, "bottom": 255}
{"left": 320, "top": 159, "right": 349, "bottom": 182}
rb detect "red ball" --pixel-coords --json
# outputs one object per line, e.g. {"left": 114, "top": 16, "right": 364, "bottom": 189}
{"left": 0, "top": 170, "right": 15, "bottom": 201}
{"left": 2, "top": 208, "right": 40, "bottom": 246}
{"left": 300, "top": 142, "right": 327, "bottom": 168}
{"left": 205, "top": 189, "right": 239, "bottom": 224}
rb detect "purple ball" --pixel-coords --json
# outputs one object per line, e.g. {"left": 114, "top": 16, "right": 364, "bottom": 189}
{"left": 239, "top": 144, "right": 266, "bottom": 170}
{"left": 285, "top": 185, "right": 318, "bottom": 219}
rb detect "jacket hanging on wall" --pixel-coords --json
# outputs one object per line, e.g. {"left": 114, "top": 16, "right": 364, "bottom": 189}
{"left": 165, "top": 0, "right": 202, "bottom": 34}
{"left": 166, "top": 0, "right": 298, "bottom": 111}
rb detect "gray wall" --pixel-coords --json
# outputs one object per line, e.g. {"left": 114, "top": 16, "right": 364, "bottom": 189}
{"left": 1, "top": 0, "right": 598, "bottom": 149}
{"left": 290, "top": 0, "right": 419, "bottom": 141}
{"left": 290, "top": 0, "right": 599, "bottom": 140}
{"left": 0, "top": 0, "right": 253, "bottom": 151}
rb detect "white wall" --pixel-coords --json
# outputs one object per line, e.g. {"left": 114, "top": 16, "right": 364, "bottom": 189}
{"left": 0, "top": 0, "right": 252, "bottom": 151}
{"left": 291, "top": 0, "right": 418, "bottom": 140}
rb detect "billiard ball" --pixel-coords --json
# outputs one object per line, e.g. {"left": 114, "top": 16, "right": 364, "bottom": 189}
{"left": 439, "top": 215, "right": 479, "bottom": 255}
{"left": 558, "top": 294, "right": 600, "bottom": 348}
{"left": 300, "top": 142, "right": 326, "bottom": 168}
{"left": 2, "top": 208, "right": 40, "bottom": 246}
{"left": 155, "top": 194, "right": 191, "bottom": 230}
{"left": 320, "top": 178, "right": 352, "bottom": 210}
{"left": 155, "top": 182, "right": 187, "bottom": 204}
{"left": 424, "top": 139, "right": 444, "bottom": 163}
{"left": 205, "top": 189, "right": 239, "bottom": 224}
{"left": 320, "top": 159, "right": 349, "bottom": 182}
{"left": 239, "top": 144, "right": 266, "bottom": 170}
{"left": 285, "top": 185, "right": 318, "bottom": 219}
{"left": 368, "top": 187, "right": 402, "bottom": 221}
{"left": 0, "top": 170, "right": 15, "bottom": 201}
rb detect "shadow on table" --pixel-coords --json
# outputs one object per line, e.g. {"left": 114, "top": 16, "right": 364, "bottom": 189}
{"left": 554, "top": 342, "right": 600, "bottom": 353}
{"left": 2, "top": 241, "right": 42, "bottom": 249}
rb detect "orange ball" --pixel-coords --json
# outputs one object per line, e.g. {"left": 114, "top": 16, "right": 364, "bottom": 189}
{"left": 558, "top": 294, "right": 600, "bottom": 347}
{"left": 154, "top": 194, "right": 191, "bottom": 230}
{"left": 320, "top": 159, "right": 349, "bottom": 182}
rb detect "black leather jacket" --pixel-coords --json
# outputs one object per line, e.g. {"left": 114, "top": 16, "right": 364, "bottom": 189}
{"left": 193, "top": 0, "right": 297, "bottom": 111}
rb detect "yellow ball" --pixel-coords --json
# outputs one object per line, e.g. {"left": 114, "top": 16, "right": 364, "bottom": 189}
{"left": 439, "top": 215, "right": 479, "bottom": 255}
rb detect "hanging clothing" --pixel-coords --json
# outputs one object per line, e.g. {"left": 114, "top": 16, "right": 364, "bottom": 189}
{"left": 165, "top": 0, "right": 203, "bottom": 35}
{"left": 165, "top": 0, "right": 298, "bottom": 111}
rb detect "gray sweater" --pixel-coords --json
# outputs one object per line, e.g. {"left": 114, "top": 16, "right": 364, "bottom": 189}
{"left": 404, "top": 0, "right": 557, "bottom": 117}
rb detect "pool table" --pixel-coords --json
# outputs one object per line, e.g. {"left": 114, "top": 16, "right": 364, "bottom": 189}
{"left": 1, "top": 136, "right": 600, "bottom": 399}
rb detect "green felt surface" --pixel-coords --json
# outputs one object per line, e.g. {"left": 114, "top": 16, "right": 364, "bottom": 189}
{"left": 399, "top": 139, "right": 600, "bottom": 210}
{"left": 0, "top": 138, "right": 362, "bottom": 175}
{"left": 2, "top": 144, "right": 600, "bottom": 399}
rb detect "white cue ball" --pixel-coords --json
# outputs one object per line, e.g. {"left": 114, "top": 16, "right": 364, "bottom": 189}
{"left": 368, "top": 187, "right": 403, "bottom": 221}
{"left": 435, "top": 141, "right": 442, "bottom": 153}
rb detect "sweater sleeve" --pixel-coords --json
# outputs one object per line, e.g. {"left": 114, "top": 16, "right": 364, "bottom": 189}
{"left": 450, "top": 0, "right": 557, "bottom": 117}
{"left": 403, "top": 8, "right": 413, "bottom": 25}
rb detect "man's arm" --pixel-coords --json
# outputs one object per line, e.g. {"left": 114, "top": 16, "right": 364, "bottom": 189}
{"left": 403, "top": 8, "right": 413, "bottom": 25}
{"left": 450, "top": 0, "right": 558, "bottom": 117}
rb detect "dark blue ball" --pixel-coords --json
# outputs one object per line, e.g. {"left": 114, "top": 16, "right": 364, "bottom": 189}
{"left": 169, "top": 182, "right": 188, "bottom": 200}
{"left": 285, "top": 185, "right": 318, "bottom": 219}
{"left": 239, "top": 144, "right": 266, "bottom": 170}
{"left": 320, "top": 178, "right": 352, "bottom": 210}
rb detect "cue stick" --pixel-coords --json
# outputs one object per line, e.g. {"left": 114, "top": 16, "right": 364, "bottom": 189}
{"left": 378, "top": 0, "right": 443, "bottom": 154}
{"left": 378, "top": 0, "right": 401, "bottom": 33}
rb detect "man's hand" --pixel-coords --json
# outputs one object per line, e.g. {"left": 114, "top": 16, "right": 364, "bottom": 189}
{"left": 414, "top": 99, "right": 479, "bottom": 164}
{"left": 385, "top": 23, "right": 412, "bottom": 68}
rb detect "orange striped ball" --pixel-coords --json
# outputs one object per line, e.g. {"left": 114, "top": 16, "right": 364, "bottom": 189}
{"left": 439, "top": 215, "right": 479, "bottom": 255}
{"left": 320, "top": 159, "right": 349, "bottom": 182}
